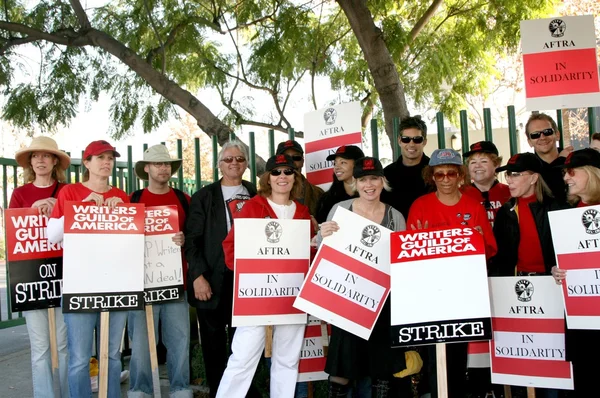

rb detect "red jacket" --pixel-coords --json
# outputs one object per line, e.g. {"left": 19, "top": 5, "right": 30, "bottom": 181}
{"left": 222, "top": 195, "right": 314, "bottom": 270}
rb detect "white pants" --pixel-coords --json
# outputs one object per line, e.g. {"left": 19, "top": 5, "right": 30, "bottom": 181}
{"left": 216, "top": 324, "right": 305, "bottom": 398}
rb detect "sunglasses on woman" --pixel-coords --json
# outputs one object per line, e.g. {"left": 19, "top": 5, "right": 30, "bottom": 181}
{"left": 270, "top": 168, "right": 295, "bottom": 176}
{"left": 400, "top": 136, "right": 425, "bottom": 144}
{"left": 290, "top": 155, "right": 303, "bottom": 161}
{"left": 221, "top": 156, "right": 246, "bottom": 163}
{"left": 528, "top": 128, "right": 554, "bottom": 140}
{"left": 562, "top": 168, "right": 575, "bottom": 177}
{"left": 433, "top": 170, "right": 459, "bottom": 181}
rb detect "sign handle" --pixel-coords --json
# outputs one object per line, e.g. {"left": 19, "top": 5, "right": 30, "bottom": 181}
{"left": 47, "top": 307, "right": 61, "bottom": 396}
{"left": 320, "top": 321, "right": 329, "bottom": 356}
{"left": 99, "top": 312, "right": 110, "bottom": 398}
{"left": 504, "top": 385, "right": 512, "bottom": 398}
{"left": 146, "top": 305, "right": 162, "bottom": 398}
{"left": 264, "top": 326, "right": 273, "bottom": 358}
{"left": 527, "top": 387, "right": 536, "bottom": 397}
{"left": 436, "top": 343, "right": 448, "bottom": 398}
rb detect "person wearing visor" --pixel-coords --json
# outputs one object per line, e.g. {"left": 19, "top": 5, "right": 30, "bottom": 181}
{"left": 217, "top": 154, "right": 313, "bottom": 398}
{"left": 319, "top": 157, "right": 417, "bottom": 398}
{"left": 551, "top": 149, "right": 600, "bottom": 395}
{"left": 407, "top": 149, "right": 496, "bottom": 398}
{"left": 47, "top": 140, "right": 129, "bottom": 397}
{"left": 315, "top": 145, "right": 365, "bottom": 223}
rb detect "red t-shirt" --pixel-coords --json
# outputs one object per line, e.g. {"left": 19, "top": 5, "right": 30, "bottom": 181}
{"left": 50, "top": 183, "right": 130, "bottom": 219}
{"left": 407, "top": 192, "right": 497, "bottom": 259}
{"left": 9, "top": 181, "right": 65, "bottom": 209}
{"left": 516, "top": 195, "right": 546, "bottom": 274}
{"left": 462, "top": 182, "right": 511, "bottom": 226}
{"left": 131, "top": 188, "right": 191, "bottom": 287}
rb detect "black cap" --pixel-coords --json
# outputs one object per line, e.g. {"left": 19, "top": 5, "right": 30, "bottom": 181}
{"left": 325, "top": 145, "right": 365, "bottom": 161}
{"left": 463, "top": 141, "right": 499, "bottom": 158}
{"left": 276, "top": 140, "right": 303, "bottom": 155}
{"left": 496, "top": 153, "right": 542, "bottom": 174}
{"left": 266, "top": 154, "right": 297, "bottom": 171}
{"left": 353, "top": 157, "right": 384, "bottom": 179}
{"left": 559, "top": 148, "right": 600, "bottom": 170}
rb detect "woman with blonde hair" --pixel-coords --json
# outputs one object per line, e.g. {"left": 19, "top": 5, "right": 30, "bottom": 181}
{"left": 10, "top": 136, "right": 70, "bottom": 397}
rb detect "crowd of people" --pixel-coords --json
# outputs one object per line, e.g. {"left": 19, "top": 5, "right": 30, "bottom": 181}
{"left": 8, "top": 111, "right": 600, "bottom": 397}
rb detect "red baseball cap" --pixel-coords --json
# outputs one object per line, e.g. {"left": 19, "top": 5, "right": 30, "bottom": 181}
{"left": 83, "top": 140, "right": 121, "bottom": 159}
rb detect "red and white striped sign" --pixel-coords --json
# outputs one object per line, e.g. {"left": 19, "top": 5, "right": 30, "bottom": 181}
{"left": 294, "top": 207, "right": 391, "bottom": 340}
{"left": 467, "top": 341, "right": 491, "bottom": 368}
{"left": 489, "top": 276, "right": 573, "bottom": 390}
{"left": 232, "top": 218, "right": 311, "bottom": 326}
{"left": 303, "top": 102, "right": 362, "bottom": 189}
{"left": 297, "top": 316, "right": 330, "bottom": 382}
{"left": 549, "top": 206, "right": 600, "bottom": 329}
{"left": 521, "top": 15, "right": 600, "bottom": 110}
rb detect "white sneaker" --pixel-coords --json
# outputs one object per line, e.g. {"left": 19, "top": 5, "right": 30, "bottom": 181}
{"left": 120, "top": 370, "right": 129, "bottom": 384}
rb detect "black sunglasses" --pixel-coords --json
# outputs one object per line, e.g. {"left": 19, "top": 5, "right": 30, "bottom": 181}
{"left": 221, "top": 156, "right": 246, "bottom": 163}
{"left": 400, "top": 136, "right": 425, "bottom": 144}
{"left": 290, "top": 155, "right": 304, "bottom": 161}
{"left": 528, "top": 128, "right": 554, "bottom": 140}
{"left": 270, "top": 168, "right": 295, "bottom": 176}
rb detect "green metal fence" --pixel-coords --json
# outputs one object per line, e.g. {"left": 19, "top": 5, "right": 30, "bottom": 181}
{"left": 1, "top": 106, "right": 598, "bottom": 328}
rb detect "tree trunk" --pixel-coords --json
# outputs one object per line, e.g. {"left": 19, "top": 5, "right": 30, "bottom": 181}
{"left": 337, "top": 0, "right": 410, "bottom": 144}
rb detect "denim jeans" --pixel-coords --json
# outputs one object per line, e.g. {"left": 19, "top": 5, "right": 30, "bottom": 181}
{"left": 63, "top": 311, "right": 127, "bottom": 398}
{"left": 25, "top": 308, "right": 69, "bottom": 398}
{"left": 127, "top": 300, "right": 192, "bottom": 398}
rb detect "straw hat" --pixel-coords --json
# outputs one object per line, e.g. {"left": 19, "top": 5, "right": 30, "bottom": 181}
{"left": 134, "top": 144, "right": 182, "bottom": 180}
{"left": 15, "top": 136, "right": 71, "bottom": 170}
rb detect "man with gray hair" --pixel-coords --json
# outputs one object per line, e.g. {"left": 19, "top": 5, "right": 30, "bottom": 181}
{"left": 185, "top": 140, "right": 257, "bottom": 398}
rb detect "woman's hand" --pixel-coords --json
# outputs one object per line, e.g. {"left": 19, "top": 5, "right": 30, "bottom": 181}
{"left": 104, "top": 196, "right": 123, "bottom": 209}
{"left": 551, "top": 266, "right": 566, "bottom": 285}
{"left": 172, "top": 231, "right": 185, "bottom": 246}
{"left": 410, "top": 220, "right": 429, "bottom": 230}
{"left": 320, "top": 221, "right": 339, "bottom": 238}
{"left": 82, "top": 192, "right": 104, "bottom": 206}
{"left": 31, "top": 197, "right": 57, "bottom": 216}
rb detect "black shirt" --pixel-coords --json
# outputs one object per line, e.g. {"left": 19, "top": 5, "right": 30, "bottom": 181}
{"left": 382, "top": 155, "right": 431, "bottom": 219}
{"left": 536, "top": 152, "right": 567, "bottom": 204}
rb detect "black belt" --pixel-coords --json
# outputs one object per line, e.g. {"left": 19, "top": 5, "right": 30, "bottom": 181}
{"left": 517, "top": 271, "right": 543, "bottom": 276}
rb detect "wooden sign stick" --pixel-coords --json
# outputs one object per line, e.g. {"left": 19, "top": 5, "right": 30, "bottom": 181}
{"left": 98, "top": 312, "right": 110, "bottom": 398}
{"left": 436, "top": 343, "right": 448, "bottom": 398}
{"left": 146, "top": 305, "right": 162, "bottom": 398}
{"left": 320, "top": 321, "right": 329, "bottom": 357}
{"left": 527, "top": 387, "right": 536, "bottom": 398}
{"left": 47, "top": 307, "right": 61, "bottom": 396}
{"left": 504, "top": 385, "right": 513, "bottom": 398}
{"left": 265, "top": 326, "right": 273, "bottom": 358}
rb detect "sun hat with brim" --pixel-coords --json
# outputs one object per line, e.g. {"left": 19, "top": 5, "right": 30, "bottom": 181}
{"left": 429, "top": 149, "right": 462, "bottom": 167}
{"left": 495, "top": 153, "right": 542, "bottom": 174}
{"left": 15, "top": 136, "right": 71, "bottom": 170}
{"left": 135, "top": 144, "right": 182, "bottom": 180}
{"left": 557, "top": 148, "right": 600, "bottom": 170}
{"left": 353, "top": 157, "right": 384, "bottom": 179}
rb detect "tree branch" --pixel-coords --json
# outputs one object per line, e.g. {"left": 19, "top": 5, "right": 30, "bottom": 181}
{"left": 0, "top": 22, "right": 91, "bottom": 55}
{"left": 143, "top": 0, "right": 166, "bottom": 74}
{"left": 403, "top": 0, "right": 444, "bottom": 53}
{"left": 69, "top": 0, "right": 91, "bottom": 30}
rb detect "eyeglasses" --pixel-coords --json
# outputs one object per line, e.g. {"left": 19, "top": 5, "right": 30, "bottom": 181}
{"left": 150, "top": 162, "right": 171, "bottom": 168}
{"left": 270, "top": 168, "right": 295, "bottom": 176}
{"left": 400, "top": 136, "right": 425, "bottom": 144}
{"left": 290, "top": 155, "right": 304, "bottom": 161}
{"left": 562, "top": 168, "right": 576, "bottom": 177}
{"left": 528, "top": 128, "right": 554, "bottom": 140}
{"left": 433, "top": 170, "right": 459, "bottom": 181}
{"left": 505, "top": 171, "right": 532, "bottom": 178}
{"left": 221, "top": 156, "right": 247, "bottom": 163}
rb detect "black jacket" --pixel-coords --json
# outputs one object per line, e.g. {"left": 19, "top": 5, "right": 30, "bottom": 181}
{"left": 490, "top": 196, "right": 569, "bottom": 276}
{"left": 382, "top": 155, "right": 431, "bottom": 219}
{"left": 537, "top": 152, "right": 567, "bottom": 204}
{"left": 185, "top": 179, "right": 257, "bottom": 309}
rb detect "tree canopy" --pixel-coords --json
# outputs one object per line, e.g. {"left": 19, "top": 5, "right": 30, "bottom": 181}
{"left": 1, "top": 0, "right": 558, "bottom": 161}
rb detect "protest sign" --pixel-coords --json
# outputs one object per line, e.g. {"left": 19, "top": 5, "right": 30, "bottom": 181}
{"left": 143, "top": 205, "right": 183, "bottom": 304}
{"left": 467, "top": 341, "right": 491, "bottom": 368}
{"left": 489, "top": 276, "right": 573, "bottom": 390}
{"left": 62, "top": 202, "right": 145, "bottom": 312}
{"left": 521, "top": 15, "right": 600, "bottom": 110}
{"left": 297, "top": 316, "right": 330, "bottom": 382}
{"left": 232, "top": 218, "right": 310, "bottom": 326}
{"left": 303, "top": 102, "right": 362, "bottom": 189}
{"left": 549, "top": 205, "right": 600, "bottom": 329}
{"left": 389, "top": 227, "right": 492, "bottom": 347}
{"left": 294, "top": 207, "right": 391, "bottom": 340}
{"left": 5, "top": 208, "right": 63, "bottom": 311}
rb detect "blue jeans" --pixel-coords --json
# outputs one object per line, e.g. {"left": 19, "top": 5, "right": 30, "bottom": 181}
{"left": 64, "top": 311, "right": 127, "bottom": 398}
{"left": 25, "top": 308, "right": 69, "bottom": 398}
{"left": 127, "top": 300, "right": 192, "bottom": 398}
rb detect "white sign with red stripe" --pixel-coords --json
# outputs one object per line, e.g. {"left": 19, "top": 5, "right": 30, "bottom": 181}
{"left": 467, "top": 341, "right": 491, "bottom": 368}
{"left": 549, "top": 206, "right": 600, "bottom": 329}
{"left": 389, "top": 227, "right": 492, "bottom": 346}
{"left": 232, "top": 218, "right": 311, "bottom": 327}
{"left": 303, "top": 102, "right": 362, "bottom": 189}
{"left": 62, "top": 202, "right": 146, "bottom": 312}
{"left": 297, "top": 316, "right": 330, "bottom": 382}
{"left": 489, "top": 276, "right": 573, "bottom": 390}
{"left": 294, "top": 207, "right": 391, "bottom": 340}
